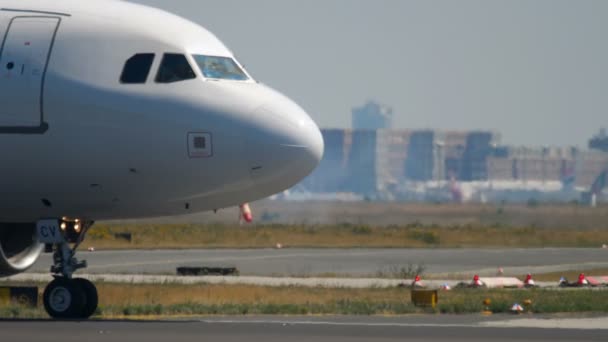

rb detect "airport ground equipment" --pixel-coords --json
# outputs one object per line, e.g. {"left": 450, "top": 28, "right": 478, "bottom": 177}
{"left": 411, "top": 289, "right": 437, "bottom": 308}
{"left": 0, "top": 286, "right": 38, "bottom": 307}
{"left": 177, "top": 266, "right": 239, "bottom": 276}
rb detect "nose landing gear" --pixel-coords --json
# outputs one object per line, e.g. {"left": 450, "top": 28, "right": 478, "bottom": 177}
{"left": 36, "top": 219, "right": 97, "bottom": 319}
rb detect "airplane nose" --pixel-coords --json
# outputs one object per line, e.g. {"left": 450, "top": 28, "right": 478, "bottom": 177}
{"left": 306, "top": 123, "right": 324, "bottom": 165}
{"left": 248, "top": 100, "right": 324, "bottom": 192}
{"left": 293, "top": 120, "right": 324, "bottom": 172}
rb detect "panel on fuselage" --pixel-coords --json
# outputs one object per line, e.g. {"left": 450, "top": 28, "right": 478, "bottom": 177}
{"left": 0, "top": 16, "right": 59, "bottom": 130}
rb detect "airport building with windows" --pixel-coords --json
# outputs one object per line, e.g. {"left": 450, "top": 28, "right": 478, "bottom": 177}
{"left": 298, "top": 109, "right": 608, "bottom": 203}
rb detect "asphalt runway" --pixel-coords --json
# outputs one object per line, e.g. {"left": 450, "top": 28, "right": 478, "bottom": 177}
{"left": 29, "top": 248, "right": 608, "bottom": 276}
{"left": 1, "top": 316, "right": 607, "bottom": 342}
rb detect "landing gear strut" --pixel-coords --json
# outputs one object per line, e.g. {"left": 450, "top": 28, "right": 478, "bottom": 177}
{"left": 37, "top": 219, "right": 97, "bottom": 319}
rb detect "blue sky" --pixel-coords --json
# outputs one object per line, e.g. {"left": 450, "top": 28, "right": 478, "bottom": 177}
{"left": 129, "top": 0, "right": 608, "bottom": 146}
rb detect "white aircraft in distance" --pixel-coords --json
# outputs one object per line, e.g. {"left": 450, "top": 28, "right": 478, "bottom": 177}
{"left": 0, "top": 0, "right": 323, "bottom": 319}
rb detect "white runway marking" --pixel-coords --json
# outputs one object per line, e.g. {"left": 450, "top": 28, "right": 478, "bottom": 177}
{"left": 480, "top": 317, "right": 608, "bottom": 330}
{"left": 199, "top": 317, "right": 608, "bottom": 330}
{"left": 199, "top": 319, "right": 477, "bottom": 328}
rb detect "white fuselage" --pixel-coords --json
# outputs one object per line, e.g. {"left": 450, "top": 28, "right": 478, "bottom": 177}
{"left": 0, "top": 0, "right": 323, "bottom": 222}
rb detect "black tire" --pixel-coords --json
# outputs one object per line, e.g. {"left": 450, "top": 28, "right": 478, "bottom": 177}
{"left": 74, "top": 278, "right": 98, "bottom": 319}
{"left": 43, "top": 278, "right": 86, "bottom": 319}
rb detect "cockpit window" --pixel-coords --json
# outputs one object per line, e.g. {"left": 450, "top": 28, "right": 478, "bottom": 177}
{"left": 155, "top": 53, "right": 196, "bottom": 83}
{"left": 120, "top": 53, "right": 154, "bottom": 84}
{"left": 193, "top": 55, "right": 249, "bottom": 81}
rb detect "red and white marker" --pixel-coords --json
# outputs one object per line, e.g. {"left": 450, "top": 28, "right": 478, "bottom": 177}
{"left": 577, "top": 273, "right": 589, "bottom": 286}
{"left": 239, "top": 203, "right": 253, "bottom": 224}
{"left": 510, "top": 303, "right": 524, "bottom": 313}
{"left": 524, "top": 273, "right": 536, "bottom": 287}
{"left": 440, "top": 283, "right": 452, "bottom": 291}
{"left": 412, "top": 274, "right": 425, "bottom": 288}
{"left": 472, "top": 274, "right": 484, "bottom": 287}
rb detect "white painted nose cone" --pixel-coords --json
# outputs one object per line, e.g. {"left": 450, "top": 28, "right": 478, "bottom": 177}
{"left": 249, "top": 103, "right": 324, "bottom": 190}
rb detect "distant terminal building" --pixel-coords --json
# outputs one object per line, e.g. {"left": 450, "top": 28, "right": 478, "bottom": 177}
{"left": 575, "top": 149, "right": 608, "bottom": 190}
{"left": 303, "top": 128, "right": 500, "bottom": 196}
{"left": 405, "top": 130, "right": 438, "bottom": 181}
{"left": 352, "top": 101, "right": 393, "bottom": 130}
{"left": 487, "top": 146, "right": 578, "bottom": 184}
{"left": 300, "top": 128, "right": 608, "bottom": 197}
{"left": 589, "top": 128, "right": 608, "bottom": 152}
{"left": 300, "top": 129, "right": 352, "bottom": 193}
{"left": 404, "top": 130, "right": 501, "bottom": 182}
{"left": 301, "top": 129, "right": 394, "bottom": 195}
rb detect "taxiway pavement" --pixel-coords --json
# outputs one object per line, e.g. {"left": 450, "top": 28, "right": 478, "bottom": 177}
{"left": 28, "top": 248, "right": 608, "bottom": 277}
{"left": 1, "top": 315, "right": 606, "bottom": 342}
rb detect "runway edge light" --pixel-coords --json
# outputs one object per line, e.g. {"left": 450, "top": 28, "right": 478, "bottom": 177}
{"left": 482, "top": 298, "right": 492, "bottom": 315}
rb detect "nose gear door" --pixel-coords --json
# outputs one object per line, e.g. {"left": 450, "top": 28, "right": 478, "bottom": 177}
{"left": 0, "top": 17, "right": 60, "bottom": 133}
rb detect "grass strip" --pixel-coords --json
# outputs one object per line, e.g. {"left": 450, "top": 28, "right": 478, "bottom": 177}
{"left": 86, "top": 222, "right": 608, "bottom": 249}
{"left": 2, "top": 283, "right": 608, "bottom": 319}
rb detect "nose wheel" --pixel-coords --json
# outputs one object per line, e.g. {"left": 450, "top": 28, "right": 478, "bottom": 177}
{"left": 37, "top": 219, "right": 98, "bottom": 319}
{"left": 43, "top": 277, "right": 97, "bottom": 319}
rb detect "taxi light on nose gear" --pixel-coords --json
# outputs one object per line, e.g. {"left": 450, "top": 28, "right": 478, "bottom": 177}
{"left": 55, "top": 218, "right": 85, "bottom": 242}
